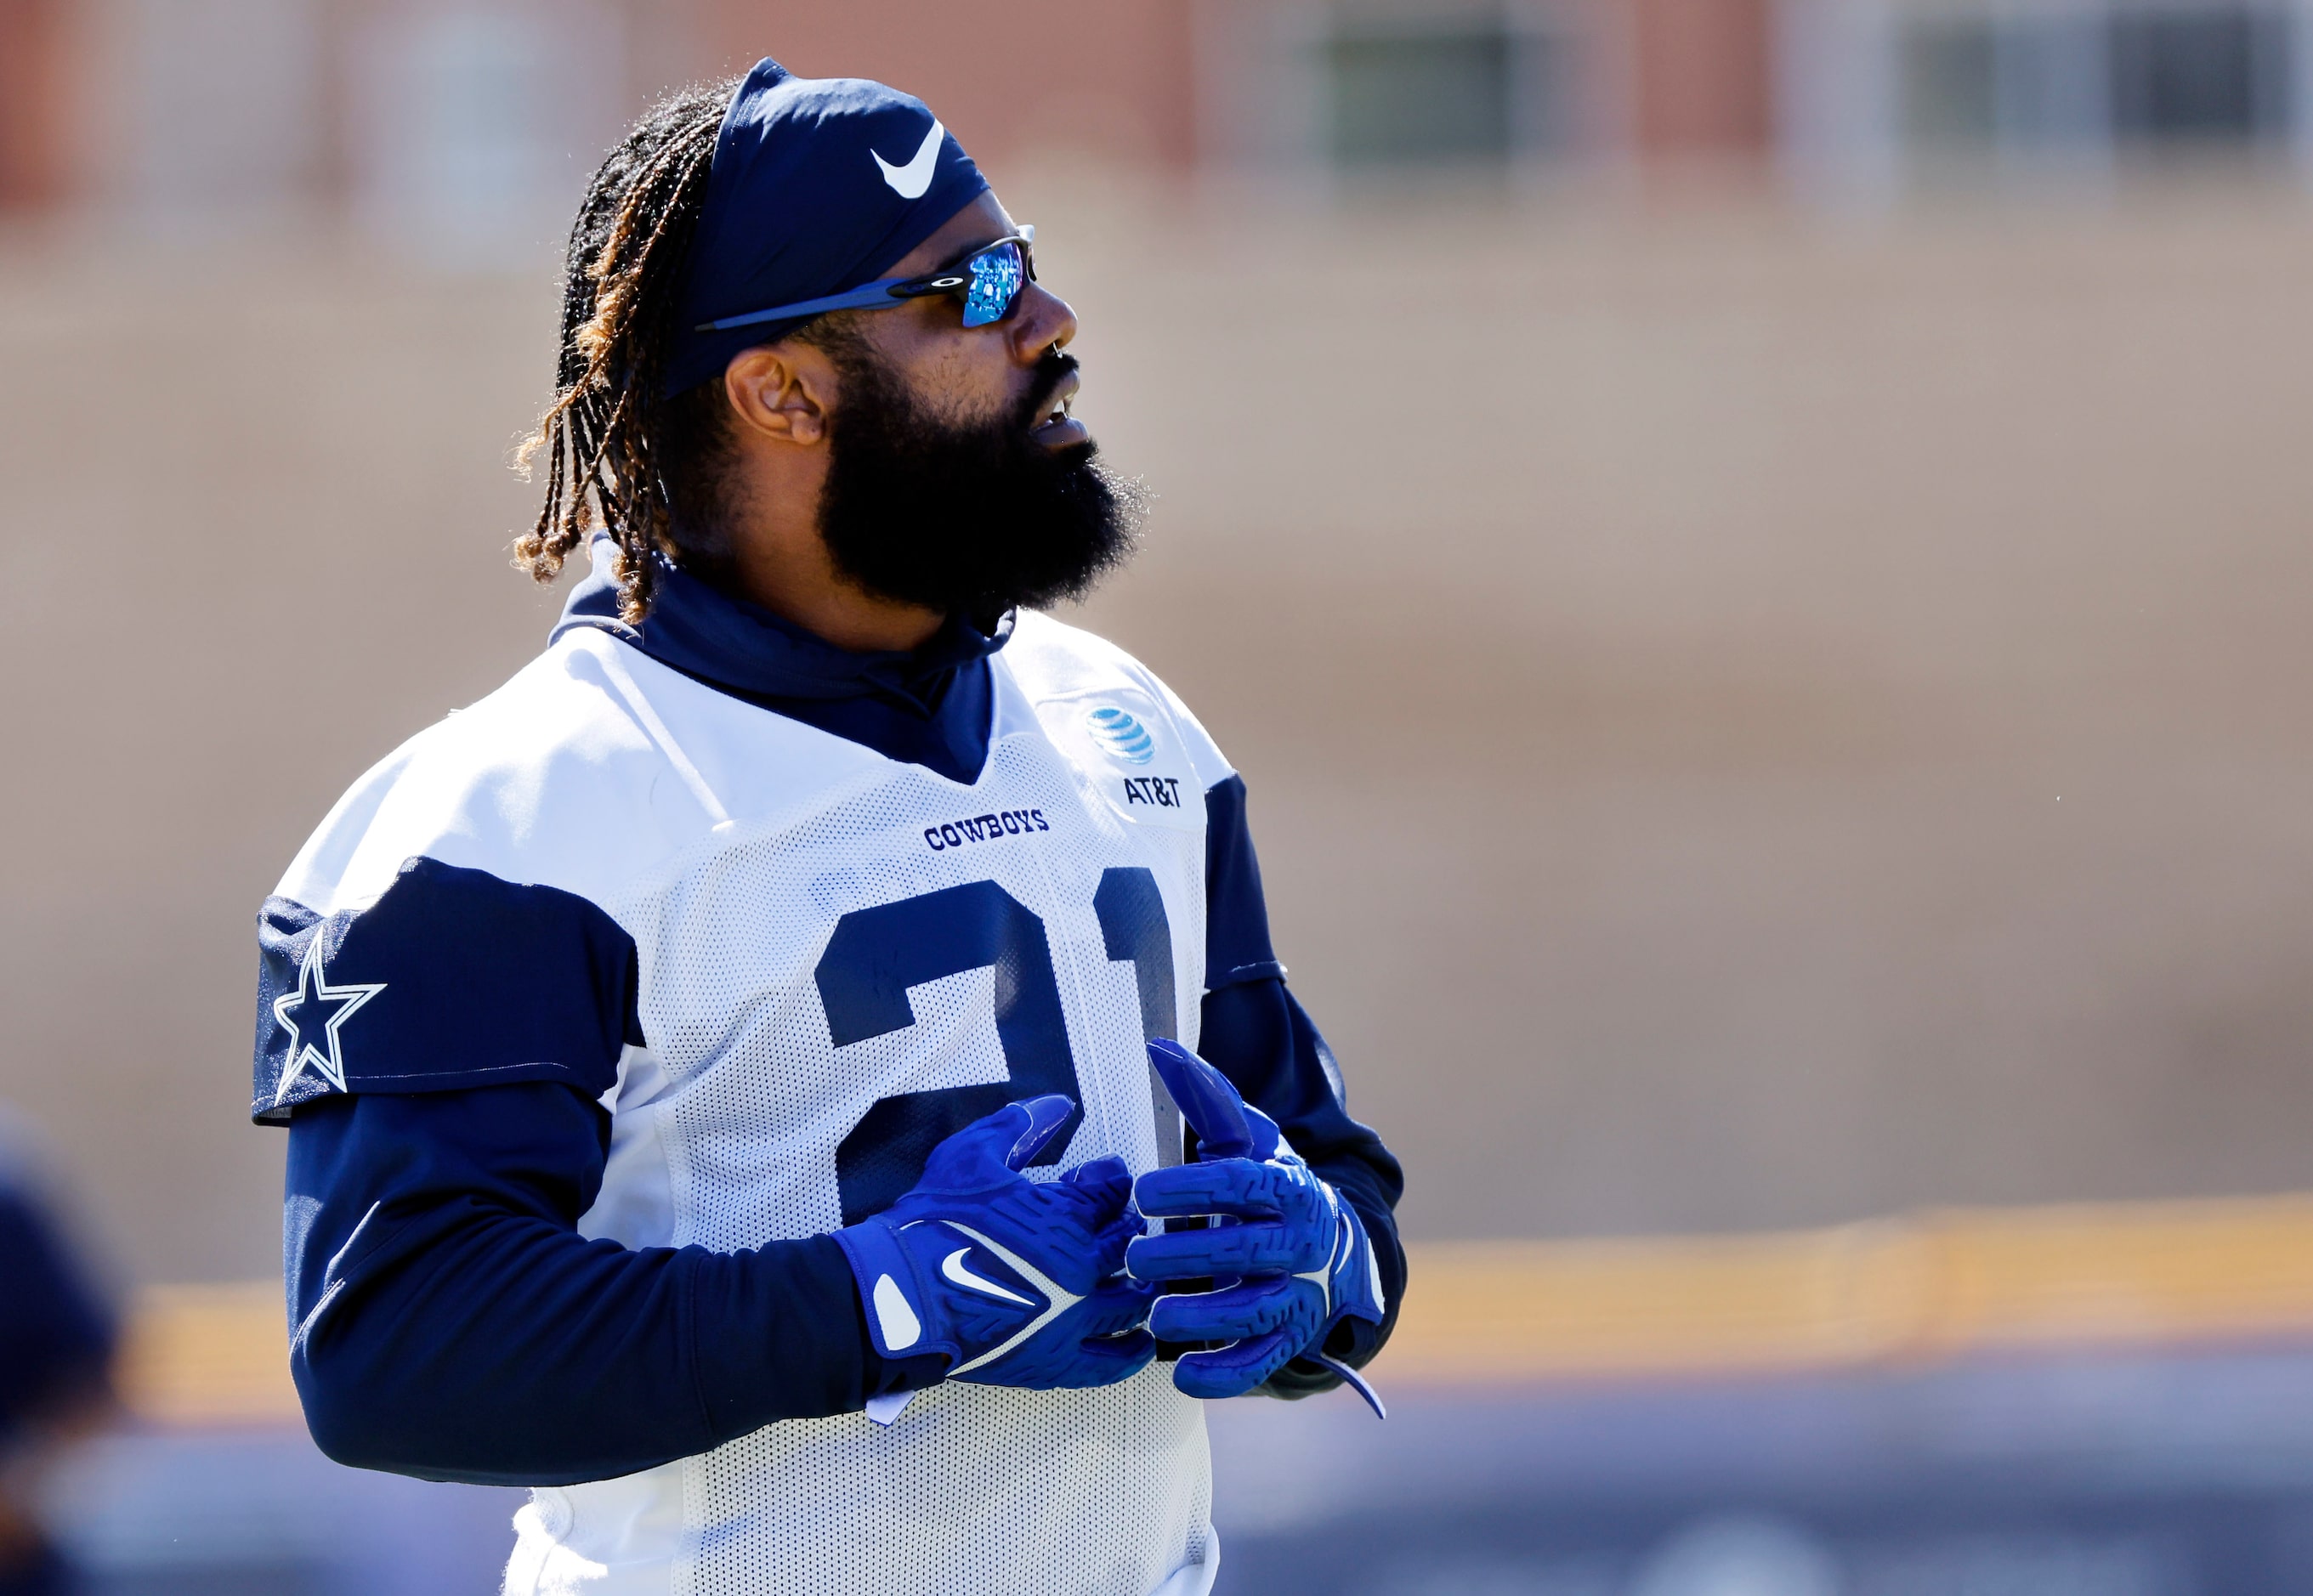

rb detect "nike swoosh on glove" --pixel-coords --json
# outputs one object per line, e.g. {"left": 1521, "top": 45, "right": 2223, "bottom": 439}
{"left": 1126, "top": 1039, "right": 1388, "bottom": 1414}
{"left": 834, "top": 1095, "right": 1156, "bottom": 1389}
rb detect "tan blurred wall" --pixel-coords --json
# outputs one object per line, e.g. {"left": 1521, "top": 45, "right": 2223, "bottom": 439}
{"left": 5, "top": 181, "right": 2313, "bottom": 1282}
{"left": 1071, "top": 188, "right": 2313, "bottom": 1247}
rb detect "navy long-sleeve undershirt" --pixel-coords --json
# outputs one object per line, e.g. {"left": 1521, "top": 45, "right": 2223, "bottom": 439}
{"left": 286, "top": 1086, "right": 939, "bottom": 1486}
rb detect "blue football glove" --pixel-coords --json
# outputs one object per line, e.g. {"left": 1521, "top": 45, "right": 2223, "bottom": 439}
{"left": 1126, "top": 1039, "right": 1387, "bottom": 1414}
{"left": 834, "top": 1095, "right": 1156, "bottom": 1393}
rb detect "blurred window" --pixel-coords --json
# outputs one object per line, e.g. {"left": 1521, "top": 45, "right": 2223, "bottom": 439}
{"left": 1328, "top": 20, "right": 1516, "bottom": 166}
{"left": 1902, "top": 13, "right": 2110, "bottom": 157}
{"left": 1902, "top": 19, "right": 2001, "bottom": 147}
{"left": 2110, "top": 5, "right": 2288, "bottom": 143}
{"left": 116, "top": 0, "right": 324, "bottom": 219}
{"left": 1895, "top": 0, "right": 2293, "bottom": 168}
{"left": 1321, "top": 12, "right": 1572, "bottom": 170}
{"left": 350, "top": 1, "right": 622, "bottom": 263}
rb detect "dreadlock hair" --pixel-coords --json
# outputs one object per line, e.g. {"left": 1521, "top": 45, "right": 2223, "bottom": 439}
{"left": 515, "top": 78, "right": 743, "bottom": 622}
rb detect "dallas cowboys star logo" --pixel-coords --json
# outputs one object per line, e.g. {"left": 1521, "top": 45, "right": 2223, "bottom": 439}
{"left": 270, "top": 937, "right": 386, "bottom": 1106}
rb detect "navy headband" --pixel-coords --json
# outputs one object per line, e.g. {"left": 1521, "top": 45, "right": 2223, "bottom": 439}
{"left": 664, "top": 58, "right": 991, "bottom": 397}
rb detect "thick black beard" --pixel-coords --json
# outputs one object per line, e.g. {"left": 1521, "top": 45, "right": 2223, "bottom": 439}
{"left": 814, "top": 342, "right": 1142, "bottom": 623}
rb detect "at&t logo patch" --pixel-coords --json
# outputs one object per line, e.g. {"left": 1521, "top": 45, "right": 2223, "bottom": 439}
{"left": 1085, "top": 706, "right": 1155, "bottom": 765}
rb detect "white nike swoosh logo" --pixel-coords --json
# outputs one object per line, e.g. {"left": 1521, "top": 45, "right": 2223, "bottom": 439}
{"left": 873, "top": 118, "right": 944, "bottom": 200}
{"left": 942, "top": 1244, "right": 1035, "bottom": 1306}
{"left": 940, "top": 1222, "right": 1082, "bottom": 1377}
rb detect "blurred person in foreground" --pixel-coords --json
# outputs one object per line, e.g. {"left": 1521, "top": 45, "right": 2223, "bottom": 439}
{"left": 0, "top": 1118, "right": 115, "bottom": 1596}
{"left": 246, "top": 59, "right": 1403, "bottom": 1596}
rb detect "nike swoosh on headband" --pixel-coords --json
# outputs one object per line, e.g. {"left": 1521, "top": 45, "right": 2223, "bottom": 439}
{"left": 874, "top": 118, "right": 944, "bottom": 200}
{"left": 941, "top": 1244, "right": 1035, "bottom": 1306}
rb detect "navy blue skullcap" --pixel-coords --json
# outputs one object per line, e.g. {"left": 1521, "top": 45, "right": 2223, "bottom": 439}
{"left": 664, "top": 59, "right": 990, "bottom": 396}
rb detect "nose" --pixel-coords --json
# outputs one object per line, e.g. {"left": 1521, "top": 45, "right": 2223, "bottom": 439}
{"left": 1009, "top": 280, "right": 1076, "bottom": 362}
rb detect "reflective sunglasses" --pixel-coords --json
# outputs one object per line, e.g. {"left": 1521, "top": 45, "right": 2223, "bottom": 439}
{"left": 694, "top": 226, "right": 1038, "bottom": 337}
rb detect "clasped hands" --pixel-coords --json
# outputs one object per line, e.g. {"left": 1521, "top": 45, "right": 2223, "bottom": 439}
{"left": 833, "top": 1039, "right": 1385, "bottom": 1409}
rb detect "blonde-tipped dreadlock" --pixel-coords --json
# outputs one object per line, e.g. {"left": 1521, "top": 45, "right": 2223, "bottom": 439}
{"left": 516, "top": 80, "right": 740, "bottom": 623}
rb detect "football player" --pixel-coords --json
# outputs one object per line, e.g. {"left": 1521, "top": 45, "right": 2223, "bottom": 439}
{"left": 250, "top": 59, "right": 1404, "bottom": 1596}
{"left": 0, "top": 1117, "right": 115, "bottom": 1596}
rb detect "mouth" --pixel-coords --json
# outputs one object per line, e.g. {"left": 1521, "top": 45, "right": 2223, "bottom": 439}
{"left": 1029, "top": 370, "right": 1089, "bottom": 450}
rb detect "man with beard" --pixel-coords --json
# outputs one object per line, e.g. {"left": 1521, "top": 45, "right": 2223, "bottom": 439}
{"left": 248, "top": 61, "right": 1403, "bottom": 1596}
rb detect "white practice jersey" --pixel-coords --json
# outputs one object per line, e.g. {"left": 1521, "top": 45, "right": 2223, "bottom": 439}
{"left": 269, "top": 612, "right": 1226, "bottom": 1596}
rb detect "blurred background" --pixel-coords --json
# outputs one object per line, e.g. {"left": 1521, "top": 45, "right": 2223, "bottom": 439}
{"left": 5, "top": 0, "right": 2313, "bottom": 1590}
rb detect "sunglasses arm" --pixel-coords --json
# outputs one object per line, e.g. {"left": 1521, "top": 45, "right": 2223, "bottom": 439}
{"left": 693, "top": 280, "right": 913, "bottom": 334}
{"left": 691, "top": 230, "right": 1035, "bottom": 336}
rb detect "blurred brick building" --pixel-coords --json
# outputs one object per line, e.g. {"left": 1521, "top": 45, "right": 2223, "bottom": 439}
{"left": 8, "top": 0, "right": 2312, "bottom": 229}
{"left": 0, "top": 0, "right": 66, "bottom": 208}
{"left": 0, "top": 0, "right": 1765, "bottom": 229}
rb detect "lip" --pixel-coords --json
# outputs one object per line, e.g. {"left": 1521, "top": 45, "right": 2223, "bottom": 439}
{"left": 1029, "top": 369, "right": 1088, "bottom": 450}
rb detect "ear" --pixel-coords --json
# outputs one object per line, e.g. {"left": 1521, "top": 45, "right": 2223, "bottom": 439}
{"left": 723, "top": 342, "right": 836, "bottom": 447}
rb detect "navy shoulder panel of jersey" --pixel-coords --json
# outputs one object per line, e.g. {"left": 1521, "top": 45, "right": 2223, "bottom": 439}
{"left": 252, "top": 857, "right": 640, "bottom": 1124}
{"left": 1204, "top": 773, "right": 1284, "bottom": 990}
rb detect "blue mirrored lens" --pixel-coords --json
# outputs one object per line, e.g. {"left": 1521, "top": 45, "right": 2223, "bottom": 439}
{"left": 961, "top": 242, "right": 1024, "bottom": 328}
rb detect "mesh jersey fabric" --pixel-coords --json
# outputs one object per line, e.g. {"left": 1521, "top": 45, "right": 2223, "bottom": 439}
{"left": 271, "top": 613, "right": 1227, "bottom": 1596}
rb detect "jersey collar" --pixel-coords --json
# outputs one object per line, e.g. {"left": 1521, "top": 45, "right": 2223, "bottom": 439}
{"left": 550, "top": 537, "right": 1012, "bottom": 716}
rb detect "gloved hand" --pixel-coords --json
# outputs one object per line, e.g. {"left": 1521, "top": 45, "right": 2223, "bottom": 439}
{"left": 1126, "top": 1039, "right": 1387, "bottom": 1414}
{"left": 834, "top": 1095, "right": 1155, "bottom": 1390}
